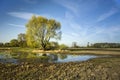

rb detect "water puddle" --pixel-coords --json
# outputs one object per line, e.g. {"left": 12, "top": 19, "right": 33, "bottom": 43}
{"left": 0, "top": 51, "right": 107, "bottom": 64}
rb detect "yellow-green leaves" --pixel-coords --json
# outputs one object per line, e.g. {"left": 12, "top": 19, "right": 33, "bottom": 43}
{"left": 26, "top": 15, "right": 61, "bottom": 50}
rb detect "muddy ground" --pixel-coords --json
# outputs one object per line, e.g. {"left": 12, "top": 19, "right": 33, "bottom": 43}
{"left": 0, "top": 57, "right": 120, "bottom": 80}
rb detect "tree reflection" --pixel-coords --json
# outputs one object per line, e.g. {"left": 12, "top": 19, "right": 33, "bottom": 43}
{"left": 48, "top": 54, "right": 58, "bottom": 61}
{"left": 58, "top": 54, "right": 67, "bottom": 60}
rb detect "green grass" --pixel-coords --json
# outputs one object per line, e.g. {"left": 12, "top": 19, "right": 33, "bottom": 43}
{"left": 0, "top": 47, "right": 35, "bottom": 53}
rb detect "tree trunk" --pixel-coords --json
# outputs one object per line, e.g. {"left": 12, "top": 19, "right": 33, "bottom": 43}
{"left": 42, "top": 44, "right": 46, "bottom": 51}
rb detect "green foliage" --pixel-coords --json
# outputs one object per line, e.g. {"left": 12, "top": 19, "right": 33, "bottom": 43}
{"left": 58, "top": 54, "right": 67, "bottom": 59}
{"left": 0, "top": 43, "right": 4, "bottom": 47}
{"left": 17, "top": 33, "right": 27, "bottom": 47}
{"left": 10, "top": 39, "right": 19, "bottom": 47}
{"left": 4, "top": 43, "right": 11, "bottom": 47}
{"left": 18, "top": 33, "right": 26, "bottom": 42}
{"left": 26, "top": 53, "right": 37, "bottom": 58}
{"left": 46, "top": 42, "right": 59, "bottom": 50}
{"left": 26, "top": 15, "right": 61, "bottom": 50}
{"left": 59, "top": 44, "right": 68, "bottom": 50}
{"left": 91, "top": 43, "right": 120, "bottom": 48}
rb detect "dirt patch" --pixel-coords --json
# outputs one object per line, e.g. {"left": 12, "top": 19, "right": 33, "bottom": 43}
{"left": 0, "top": 57, "right": 120, "bottom": 80}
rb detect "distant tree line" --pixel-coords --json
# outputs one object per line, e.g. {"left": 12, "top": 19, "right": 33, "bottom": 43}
{"left": 90, "top": 43, "right": 120, "bottom": 48}
{"left": 0, "top": 33, "right": 27, "bottom": 47}
{"left": 0, "top": 33, "right": 68, "bottom": 50}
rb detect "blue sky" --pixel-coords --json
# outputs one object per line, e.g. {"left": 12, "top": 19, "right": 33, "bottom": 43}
{"left": 0, "top": 0, "right": 120, "bottom": 46}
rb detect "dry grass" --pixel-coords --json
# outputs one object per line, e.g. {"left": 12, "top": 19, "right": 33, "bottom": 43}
{"left": 68, "top": 50, "right": 120, "bottom": 55}
{"left": 32, "top": 48, "right": 120, "bottom": 55}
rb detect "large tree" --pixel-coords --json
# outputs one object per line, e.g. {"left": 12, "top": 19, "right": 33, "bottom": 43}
{"left": 26, "top": 15, "right": 61, "bottom": 50}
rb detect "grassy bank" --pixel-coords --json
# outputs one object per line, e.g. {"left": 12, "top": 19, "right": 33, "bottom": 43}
{"left": 1, "top": 47, "right": 120, "bottom": 55}
{"left": 0, "top": 57, "right": 120, "bottom": 80}
{"left": 32, "top": 48, "right": 120, "bottom": 55}
{"left": 0, "top": 47, "right": 34, "bottom": 53}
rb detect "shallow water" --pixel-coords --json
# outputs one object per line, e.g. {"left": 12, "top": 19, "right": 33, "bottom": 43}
{"left": 0, "top": 51, "right": 105, "bottom": 64}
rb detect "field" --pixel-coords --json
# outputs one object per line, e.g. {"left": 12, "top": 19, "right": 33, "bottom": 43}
{"left": 0, "top": 56, "right": 120, "bottom": 80}
{"left": 67, "top": 48, "right": 120, "bottom": 55}
{"left": 32, "top": 48, "right": 120, "bottom": 55}
{"left": 0, "top": 48, "right": 120, "bottom": 80}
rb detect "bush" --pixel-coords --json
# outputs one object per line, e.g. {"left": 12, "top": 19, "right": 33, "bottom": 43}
{"left": 59, "top": 44, "right": 68, "bottom": 50}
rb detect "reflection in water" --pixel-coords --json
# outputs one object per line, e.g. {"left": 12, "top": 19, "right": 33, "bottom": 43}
{"left": 49, "top": 54, "right": 58, "bottom": 60}
{"left": 0, "top": 51, "right": 101, "bottom": 64}
{"left": 58, "top": 54, "right": 67, "bottom": 60}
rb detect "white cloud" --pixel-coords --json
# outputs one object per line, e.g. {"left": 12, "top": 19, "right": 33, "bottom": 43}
{"left": 8, "top": 12, "right": 55, "bottom": 20}
{"left": 8, "top": 23, "right": 25, "bottom": 28}
{"left": 8, "top": 12, "right": 35, "bottom": 20}
{"left": 97, "top": 8, "right": 118, "bottom": 22}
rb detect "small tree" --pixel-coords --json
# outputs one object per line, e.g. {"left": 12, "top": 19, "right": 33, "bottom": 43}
{"left": 26, "top": 15, "right": 61, "bottom": 50}
{"left": 59, "top": 44, "right": 68, "bottom": 50}
{"left": 4, "top": 43, "right": 10, "bottom": 47}
{"left": 18, "top": 33, "right": 27, "bottom": 47}
{"left": 46, "top": 42, "right": 59, "bottom": 50}
{"left": 10, "top": 39, "right": 19, "bottom": 47}
{"left": 0, "top": 43, "right": 4, "bottom": 47}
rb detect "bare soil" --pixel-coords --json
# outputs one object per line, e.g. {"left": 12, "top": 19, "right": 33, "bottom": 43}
{"left": 0, "top": 56, "right": 120, "bottom": 80}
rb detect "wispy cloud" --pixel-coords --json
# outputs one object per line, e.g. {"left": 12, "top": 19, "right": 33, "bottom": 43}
{"left": 103, "top": 26, "right": 120, "bottom": 39}
{"left": 61, "top": 22, "right": 120, "bottom": 46}
{"left": 63, "top": 11, "right": 87, "bottom": 36}
{"left": 53, "top": 0, "right": 79, "bottom": 16}
{"left": 65, "top": 11, "right": 74, "bottom": 20}
{"left": 58, "top": 11, "right": 89, "bottom": 45}
{"left": 85, "top": 25, "right": 120, "bottom": 41}
{"left": 7, "top": 12, "right": 54, "bottom": 20}
{"left": 8, "top": 24, "right": 25, "bottom": 28}
{"left": 97, "top": 8, "right": 118, "bottom": 22}
{"left": 8, "top": 12, "right": 35, "bottom": 20}
{"left": 24, "top": 0, "right": 38, "bottom": 4}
